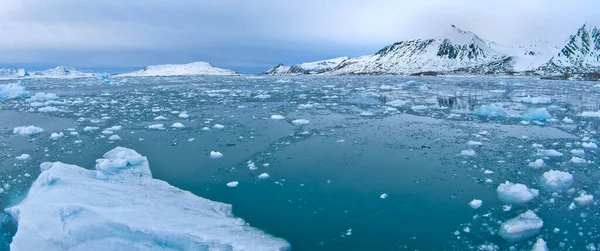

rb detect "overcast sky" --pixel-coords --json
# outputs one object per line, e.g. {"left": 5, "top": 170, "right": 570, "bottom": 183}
{"left": 0, "top": 0, "right": 598, "bottom": 73}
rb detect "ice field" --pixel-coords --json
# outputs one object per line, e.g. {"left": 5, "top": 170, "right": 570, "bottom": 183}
{"left": 1, "top": 75, "right": 600, "bottom": 250}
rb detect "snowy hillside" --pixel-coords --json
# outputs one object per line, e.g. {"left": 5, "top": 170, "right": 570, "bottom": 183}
{"left": 266, "top": 57, "right": 349, "bottom": 75}
{"left": 539, "top": 24, "right": 600, "bottom": 74}
{"left": 329, "top": 25, "right": 512, "bottom": 75}
{"left": 119, "top": 62, "right": 238, "bottom": 77}
{"left": 491, "top": 40, "right": 560, "bottom": 72}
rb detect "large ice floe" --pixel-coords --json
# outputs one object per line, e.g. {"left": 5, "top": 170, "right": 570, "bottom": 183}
{"left": 496, "top": 181, "right": 539, "bottom": 205}
{"left": 498, "top": 210, "right": 543, "bottom": 243}
{"left": 0, "top": 83, "right": 30, "bottom": 100}
{"left": 6, "top": 147, "right": 289, "bottom": 251}
{"left": 540, "top": 170, "right": 573, "bottom": 192}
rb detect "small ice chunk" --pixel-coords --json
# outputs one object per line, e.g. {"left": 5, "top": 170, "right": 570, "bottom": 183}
{"left": 562, "top": 117, "right": 573, "bottom": 123}
{"left": 497, "top": 181, "right": 539, "bottom": 205}
{"left": 83, "top": 126, "right": 99, "bottom": 132}
{"left": 171, "top": 122, "right": 185, "bottom": 128}
{"left": 532, "top": 238, "right": 549, "bottom": 251}
{"left": 380, "top": 193, "right": 388, "bottom": 199}
{"left": 210, "top": 151, "right": 223, "bottom": 159}
{"left": 108, "top": 135, "right": 121, "bottom": 141}
{"left": 459, "top": 149, "right": 476, "bottom": 157}
{"left": 213, "top": 124, "right": 225, "bottom": 129}
{"left": 257, "top": 173, "right": 270, "bottom": 179}
{"left": 469, "top": 199, "right": 482, "bottom": 209}
{"left": 292, "top": 119, "right": 310, "bottom": 125}
{"left": 178, "top": 112, "right": 189, "bottom": 119}
{"left": 474, "top": 105, "right": 506, "bottom": 118}
{"left": 270, "top": 114, "right": 285, "bottom": 120}
{"left": 484, "top": 170, "right": 494, "bottom": 174}
{"left": 570, "top": 156, "right": 586, "bottom": 164}
{"left": 50, "top": 132, "right": 64, "bottom": 140}
{"left": 15, "top": 154, "right": 31, "bottom": 160}
{"left": 154, "top": 116, "right": 167, "bottom": 121}
{"left": 582, "top": 142, "right": 598, "bottom": 148}
{"left": 13, "top": 126, "right": 44, "bottom": 136}
{"left": 538, "top": 149, "right": 563, "bottom": 157}
{"left": 498, "top": 210, "right": 543, "bottom": 243}
{"left": 570, "top": 149, "right": 585, "bottom": 156}
{"left": 467, "top": 141, "right": 482, "bottom": 146}
{"left": 148, "top": 124, "right": 165, "bottom": 130}
{"left": 226, "top": 181, "right": 239, "bottom": 188}
{"left": 574, "top": 192, "right": 593, "bottom": 206}
{"left": 541, "top": 170, "right": 573, "bottom": 192}
{"left": 522, "top": 108, "right": 551, "bottom": 121}
{"left": 528, "top": 159, "right": 545, "bottom": 168}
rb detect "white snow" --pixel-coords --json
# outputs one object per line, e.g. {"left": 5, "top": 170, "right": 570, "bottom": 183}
{"left": 226, "top": 181, "right": 239, "bottom": 188}
{"left": 292, "top": 119, "right": 310, "bottom": 125}
{"left": 266, "top": 57, "right": 348, "bottom": 75}
{"left": 15, "top": 154, "right": 31, "bottom": 160}
{"left": 469, "top": 199, "right": 482, "bottom": 209}
{"left": 0, "top": 83, "right": 30, "bottom": 100}
{"left": 497, "top": 181, "right": 539, "bottom": 205}
{"left": 528, "top": 159, "right": 545, "bottom": 168}
{"left": 6, "top": 147, "right": 289, "bottom": 250}
{"left": 270, "top": 114, "right": 285, "bottom": 120}
{"left": 541, "top": 170, "right": 573, "bottom": 192}
{"left": 210, "top": 151, "right": 223, "bottom": 159}
{"left": 13, "top": 126, "right": 44, "bottom": 136}
{"left": 498, "top": 210, "right": 543, "bottom": 243}
{"left": 118, "top": 62, "right": 238, "bottom": 77}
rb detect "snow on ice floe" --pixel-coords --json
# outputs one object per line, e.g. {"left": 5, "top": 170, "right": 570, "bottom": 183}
{"left": 459, "top": 149, "right": 476, "bottom": 157}
{"left": 380, "top": 193, "right": 388, "bottom": 199}
{"left": 210, "top": 151, "right": 224, "bottom": 159}
{"left": 537, "top": 149, "right": 563, "bottom": 157}
{"left": 148, "top": 124, "right": 165, "bottom": 130}
{"left": 541, "top": 170, "right": 573, "bottom": 192}
{"left": 118, "top": 62, "right": 238, "bottom": 77}
{"left": 570, "top": 149, "right": 585, "bottom": 156}
{"left": 257, "top": 173, "right": 270, "bottom": 179}
{"left": 213, "top": 124, "right": 225, "bottom": 129}
{"left": 292, "top": 119, "right": 310, "bottom": 125}
{"left": 108, "top": 135, "right": 121, "bottom": 141}
{"left": 582, "top": 142, "right": 598, "bottom": 148}
{"left": 574, "top": 192, "right": 594, "bottom": 206}
{"left": 27, "top": 92, "right": 58, "bottom": 102}
{"left": 528, "top": 159, "right": 545, "bottom": 168}
{"left": 226, "top": 181, "right": 239, "bottom": 188}
{"left": 270, "top": 114, "right": 285, "bottom": 120}
{"left": 522, "top": 108, "right": 551, "bottom": 121}
{"left": 37, "top": 106, "right": 60, "bottom": 113}
{"left": 562, "top": 117, "right": 573, "bottom": 123}
{"left": 171, "top": 122, "right": 185, "bottom": 128}
{"left": 0, "top": 83, "right": 30, "bottom": 100}
{"left": 5, "top": 147, "right": 289, "bottom": 250}
{"left": 15, "top": 154, "right": 31, "bottom": 160}
{"left": 513, "top": 96, "right": 551, "bottom": 104}
{"left": 497, "top": 181, "right": 539, "bottom": 205}
{"left": 498, "top": 210, "right": 543, "bottom": 243}
{"left": 580, "top": 110, "right": 600, "bottom": 117}
{"left": 13, "top": 126, "right": 44, "bottom": 136}
{"left": 178, "top": 112, "right": 189, "bottom": 119}
{"left": 469, "top": 199, "right": 482, "bottom": 209}
{"left": 49, "top": 132, "right": 64, "bottom": 140}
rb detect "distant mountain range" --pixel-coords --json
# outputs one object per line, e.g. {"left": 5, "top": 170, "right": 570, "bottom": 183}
{"left": 265, "top": 24, "right": 600, "bottom": 79}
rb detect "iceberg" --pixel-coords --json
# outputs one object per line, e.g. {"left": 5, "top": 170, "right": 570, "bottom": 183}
{"left": 118, "top": 62, "right": 238, "bottom": 77}
{"left": 499, "top": 210, "right": 543, "bottom": 243}
{"left": 540, "top": 170, "right": 573, "bottom": 192}
{"left": 522, "top": 108, "right": 551, "bottom": 121}
{"left": 6, "top": 147, "right": 289, "bottom": 250}
{"left": 474, "top": 105, "right": 506, "bottom": 118}
{"left": 0, "top": 83, "right": 30, "bottom": 100}
{"left": 13, "top": 126, "right": 44, "bottom": 136}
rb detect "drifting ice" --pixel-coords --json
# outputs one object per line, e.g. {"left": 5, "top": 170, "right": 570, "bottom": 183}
{"left": 474, "top": 105, "right": 506, "bottom": 118}
{"left": 541, "top": 170, "right": 573, "bottom": 192}
{"left": 497, "top": 181, "right": 539, "bottom": 205}
{"left": 6, "top": 147, "right": 289, "bottom": 250}
{"left": 498, "top": 210, "right": 543, "bottom": 243}
{"left": 13, "top": 126, "right": 44, "bottom": 136}
{"left": 522, "top": 108, "right": 551, "bottom": 121}
{"left": 0, "top": 83, "right": 30, "bottom": 100}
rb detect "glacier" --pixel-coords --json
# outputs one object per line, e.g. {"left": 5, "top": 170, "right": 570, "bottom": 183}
{"left": 118, "top": 62, "right": 238, "bottom": 77}
{"left": 6, "top": 147, "right": 289, "bottom": 251}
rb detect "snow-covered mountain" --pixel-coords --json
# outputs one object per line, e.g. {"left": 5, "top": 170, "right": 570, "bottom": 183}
{"left": 329, "top": 25, "right": 516, "bottom": 75}
{"left": 29, "top": 66, "right": 94, "bottom": 78}
{"left": 119, "top": 62, "right": 238, "bottom": 77}
{"left": 539, "top": 24, "right": 600, "bottom": 74}
{"left": 265, "top": 57, "right": 348, "bottom": 75}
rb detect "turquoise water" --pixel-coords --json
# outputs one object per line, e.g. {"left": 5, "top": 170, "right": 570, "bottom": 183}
{"left": 1, "top": 76, "right": 600, "bottom": 250}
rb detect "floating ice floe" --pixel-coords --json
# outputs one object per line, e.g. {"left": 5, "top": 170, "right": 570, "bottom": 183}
{"left": 83, "top": 126, "right": 99, "bottom": 132}
{"left": 580, "top": 110, "right": 600, "bottom": 117}
{"left": 15, "top": 154, "right": 31, "bottom": 160}
{"left": 27, "top": 92, "right": 58, "bottom": 102}
{"left": 108, "top": 135, "right": 121, "bottom": 141}
{"left": 467, "top": 141, "right": 482, "bottom": 146}
{"left": 570, "top": 156, "right": 587, "bottom": 164}
{"left": 541, "top": 170, "right": 573, "bottom": 192}
{"left": 459, "top": 149, "right": 476, "bottom": 157}
{"left": 13, "top": 126, "right": 44, "bottom": 136}
{"left": 154, "top": 116, "right": 167, "bottom": 121}
{"left": 469, "top": 199, "right": 482, "bottom": 209}
{"left": 148, "top": 124, "right": 165, "bottom": 130}
{"left": 292, "top": 119, "right": 310, "bottom": 125}
{"left": 582, "top": 142, "right": 598, "bottom": 148}
{"left": 38, "top": 106, "right": 60, "bottom": 113}
{"left": 537, "top": 149, "right": 563, "bottom": 157}
{"left": 49, "top": 132, "right": 64, "bottom": 140}
{"left": 178, "top": 112, "right": 189, "bottom": 119}
{"left": 213, "top": 124, "right": 225, "bottom": 129}
{"left": 6, "top": 147, "right": 289, "bottom": 250}
{"left": 270, "top": 114, "right": 285, "bottom": 120}
{"left": 380, "top": 193, "right": 388, "bottom": 199}
{"left": 0, "top": 82, "right": 30, "bottom": 100}
{"left": 562, "top": 117, "right": 573, "bottom": 123}
{"left": 532, "top": 238, "right": 549, "bottom": 251}
{"left": 210, "top": 151, "right": 223, "bottom": 159}
{"left": 497, "top": 181, "right": 539, "bottom": 205}
{"left": 570, "top": 149, "right": 585, "bottom": 156}
{"left": 522, "top": 108, "right": 551, "bottom": 121}
{"left": 498, "top": 210, "right": 543, "bottom": 243}
{"left": 513, "top": 96, "right": 552, "bottom": 104}
{"left": 528, "top": 159, "right": 545, "bottom": 168}
{"left": 257, "top": 173, "right": 270, "bottom": 179}
{"left": 386, "top": 100, "right": 409, "bottom": 107}
{"left": 574, "top": 192, "right": 594, "bottom": 206}
{"left": 171, "top": 122, "right": 185, "bottom": 128}
{"left": 474, "top": 105, "right": 506, "bottom": 118}
{"left": 226, "top": 181, "right": 239, "bottom": 188}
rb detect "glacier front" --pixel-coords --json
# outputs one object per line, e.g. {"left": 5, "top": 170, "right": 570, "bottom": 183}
{"left": 6, "top": 147, "right": 289, "bottom": 251}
